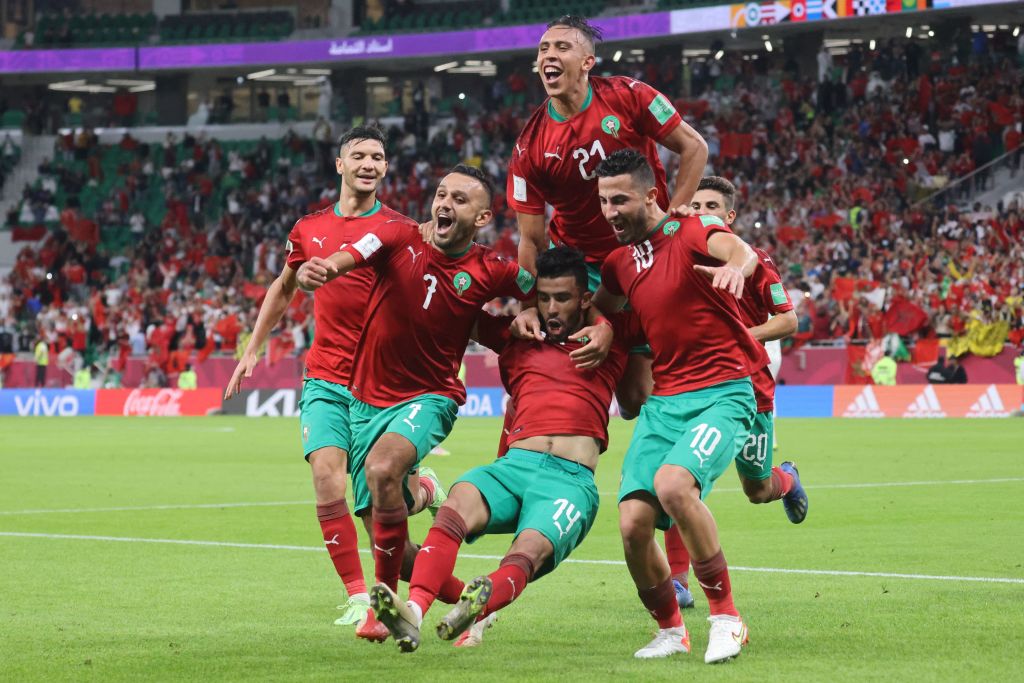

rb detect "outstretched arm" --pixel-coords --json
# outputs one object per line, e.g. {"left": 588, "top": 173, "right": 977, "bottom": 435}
{"left": 695, "top": 232, "right": 757, "bottom": 299}
{"left": 225, "top": 264, "right": 299, "bottom": 399}
{"left": 295, "top": 250, "right": 358, "bottom": 291}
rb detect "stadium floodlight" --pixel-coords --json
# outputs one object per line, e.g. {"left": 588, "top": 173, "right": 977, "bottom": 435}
{"left": 869, "top": 39, "right": 876, "bottom": 50}
{"left": 434, "top": 61, "right": 458, "bottom": 72}
{"left": 366, "top": 76, "right": 389, "bottom": 83}
{"left": 903, "top": 158, "right": 910, "bottom": 165}
{"left": 1015, "top": 27, "right": 1021, "bottom": 37}
{"left": 764, "top": 40, "right": 773, "bottom": 53}
{"left": 246, "top": 69, "right": 276, "bottom": 80}
{"left": 905, "top": 27, "right": 913, "bottom": 38}
{"left": 107, "top": 79, "right": 152, "bottom": 87}
{"left": 130, "top": 84, "right": 156, "bottom": 93}
{"left": 714, "top": 50, "right": 724, "bottom": 60}
{"left": 613, "top": 50, "right": 622, "bottom": 62}
{"left": 928, "top": 30, "right": 935, "bottom": 37}
{"left": 47, "top": 79, "right": 86, "bottom": 90}
{"left": 303, "top": 68, "right": 332, "bottom": 75}
{"left": 458, "top": 93, "right": 466, "bottom": 100}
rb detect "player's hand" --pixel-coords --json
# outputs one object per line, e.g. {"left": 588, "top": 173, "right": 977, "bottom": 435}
{"left": 296, "top": 257, "right": 336, "bottom": 291}
{"left": 511, "top": 307, "right": 544, "bottom": 341}
{"left": 668, "top": 204, "right": 697, "bottom": 219}
{"left": 224, "top": 351, "right": 258, "bottom": 400}
{"left": 694, "top": 264, "right": 745, "bottom": 299}
{"left": 569, "top": 321, "right": 612, "bottom": 369}
{"left": 418, "top": 220, "right": 434, "bottom": 243}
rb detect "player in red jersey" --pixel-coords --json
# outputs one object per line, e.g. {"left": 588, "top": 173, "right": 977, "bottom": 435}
{"left": 295, "top": 164, "right": 538, "bottom": 607}
{"left": 593, "top": 150, "right": 766, "bottom": 664}
{"left": 662, "top": 176, "right": 810, "bottom": 607}
{"left": 224, "top": 126, "right": 444, "bottom": 638}
{"left": 507, "top": 14, "right": 709, "bottom": 417}
{"left": 366, "top": 247, "right": 642, "bottom": 652}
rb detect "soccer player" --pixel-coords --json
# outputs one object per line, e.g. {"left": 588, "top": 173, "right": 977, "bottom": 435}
{"left": 295, "top": 165, "right": 538, "bottom": 607}
{"left": 508, "top": 14, "right": 709, "bottom": 416}
{"left": 592, "top": 150, "right": 766, "bottom": 664}
{"left": 367, "top": 246, "right": 641, "bottom": 653}
{"left": 663, "top": 177, "right": 811, "bottom": 606}
{"left": 224, "top": 125, "right": 443, "bottom": 638}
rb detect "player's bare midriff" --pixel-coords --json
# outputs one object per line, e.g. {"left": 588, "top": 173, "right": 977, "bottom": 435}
{"left": 509, "top": 435, "right": 600, "bottom": 472}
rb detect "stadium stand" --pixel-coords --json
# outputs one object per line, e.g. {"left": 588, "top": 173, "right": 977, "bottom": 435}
{"left": 1, "top": 29, "right": 1022, "bottom": 387}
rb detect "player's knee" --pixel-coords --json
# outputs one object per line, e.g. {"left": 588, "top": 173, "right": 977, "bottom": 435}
{"left": 619, "top": 513, "right": 653, "bottom": 550}
{"left": 365, "top": 454, "right": 404, "bottom": 487}
{"left": 653, "top": 467, "right": 699, "bottom": 512}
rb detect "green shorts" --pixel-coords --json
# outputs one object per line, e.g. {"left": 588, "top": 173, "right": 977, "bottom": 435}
{"left": 618, "top": 379, "right": 755, "bottom": 530}
{"left": 455, "top": 448, "right": 599, "bottom": 580}
{"left": 735, "top": 410, "right": 774, "bottom": 480}
{"left": 348, "top": 394, "right": 459, "bottom": 516}
{"left": 298, "top": 378, "right": 354, "bottom": 459}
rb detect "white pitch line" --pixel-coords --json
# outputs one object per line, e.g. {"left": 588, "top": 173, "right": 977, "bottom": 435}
{"left": 2, "top": 531, "right": 1023, "bottom": 585}
{"left": 3, "top": 477, "right": 1022, "bottom": 515}
{"left": 0, "top": 501, "right": 312, "bottom": 516}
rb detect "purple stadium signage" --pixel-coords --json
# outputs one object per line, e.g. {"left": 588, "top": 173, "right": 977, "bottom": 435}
{"left": 137, "top": 13, "right": 672, "bottom": 70}
{"left": 0, "top": 0, "right": 1013, "bottom": 74}
{"left": 0, "top": 46, "right": 134, "bottom": 74}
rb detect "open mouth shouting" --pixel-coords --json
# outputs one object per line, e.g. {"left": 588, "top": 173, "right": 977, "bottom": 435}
{"left": 542, "top": 63, "right": 563, "bottom": 87}
{"left": 434, "top": 212, "right": 455, "bottom": 238}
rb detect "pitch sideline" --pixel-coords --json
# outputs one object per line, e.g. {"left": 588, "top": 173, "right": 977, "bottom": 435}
{"left": 1, "top": 531, "right": 1022, "bottom": 585}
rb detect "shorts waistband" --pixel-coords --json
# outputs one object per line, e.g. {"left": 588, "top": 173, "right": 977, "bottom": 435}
{"left": 505, "top": 447, "right": 595, "bottom": 476}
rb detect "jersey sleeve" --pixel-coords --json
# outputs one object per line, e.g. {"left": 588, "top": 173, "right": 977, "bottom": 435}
{"left": 757, "top": 262, "right": 795, "bottom": 314}
{"left": 599, "top": 254, "right": 625, "bottom": 297}
{"left": 473, "top": 311, "right": 513, "bottom": 353}
{"left": 506, "top": 145, "right": 545, "bottom": 215}
{"left": 624, "top": 79, "right": 683, "bottom": 142}
{"left": 680, "top": 214, "right": 734, "bottom": 258}
{"left": 491, "top": 259, "right": 537, "bottom": 301}
{"left": 340, "top": 219, "right": 415, "bottom": 269}
{"left": 285, "top": 220, "right": 306, "bottom": 270}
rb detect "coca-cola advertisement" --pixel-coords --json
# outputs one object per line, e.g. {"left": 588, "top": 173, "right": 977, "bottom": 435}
{"left": 94, "top": 389, "right": 223, "bottom": 416}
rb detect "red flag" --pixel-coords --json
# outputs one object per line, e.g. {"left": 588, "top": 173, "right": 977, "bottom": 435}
{"left": 845, "top": 345, "right": 872, "bottom": 384}
{"left": 883, "top": 297, "right": 929, "bottom": 335}
{"left": 911, "top": 338, "right": 939, "bottom": 369}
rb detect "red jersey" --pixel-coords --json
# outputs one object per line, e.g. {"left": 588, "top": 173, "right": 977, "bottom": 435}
{"left": 285, "top": 200, "right": 406, "bottom": 386}
{"left": 736, "top": 248, "right": 795, "bottom": 413}
{"left": 601, "top": 214, "right": 769, "bottom": 395}
{"left": 507, "top": 76, "right": 682, "bottom": 265}
{"left": 341, "top": 224, "right": 535, "bottom": 407}
{"left": 476, "top": 312, "right": 642, "bottom": 452}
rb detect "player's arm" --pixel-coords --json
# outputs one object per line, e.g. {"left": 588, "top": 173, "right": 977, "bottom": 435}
{"left": 749, "top": 310, "right": 798, "bottom": 342}
{"left": 295, "top": 251, "right": 357, "bottom": 291}
{"left": 696, "top": 232, "right": 757, "bottom": 299}
{"left": 225, "top": 263, "right": 299, "bottom": 399}
{"left": 516, "top": 211, "right": 546, "bottom": 277}
{"left": 661, "top": 121, "right": 709, "bottom": 214}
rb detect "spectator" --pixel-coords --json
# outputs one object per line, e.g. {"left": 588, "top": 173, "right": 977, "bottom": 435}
{"left": 871, "top": 351, "right": 898, "bottom": 386}
{"left": 944, "top": 355, "right": 968, "bottom": 384}
{"left": 33, "top": 335, "right": 49, "bottom": 387}
{"left": 927, "top": 354, "right": 949, "bottom": 383}
{"left": 178, "top": 363, "right": 197, "bottom": 390}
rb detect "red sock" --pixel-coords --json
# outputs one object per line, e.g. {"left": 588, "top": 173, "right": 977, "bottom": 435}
{"left": 371, "top": 505, "right": 408, "bottom": 591}
{"left": 316, "top": 498, "right": 366, "bottom": 597}
{"left": 767, "top": 466, "right": 794, "bottom": 501}
{"left": 480, "top": 553, "right": 534, "bottom": 617}
{"left": 408, "top": 507, "right": 467, "bottom": 615}
{"left": 638, "top": 577, "right": 683, "bottom": 629}
{"left": 418, "top": 475, "right": 436, "bottom": 507}
{"left": 692, "top": 549, "right": 739, "bottom": 617}
{"left": 664, "top": 527, "right": 690, "bottom": 587}
{"left": 437, "top": 574, "right": 465, "bottom": 605}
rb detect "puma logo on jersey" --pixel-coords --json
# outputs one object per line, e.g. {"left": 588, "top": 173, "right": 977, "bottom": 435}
{"left": 515, "top": 143, "right": 525, "bottom": 155}
{"left": 311, "top": 236, "right": 327, "bottom": 249}
{"left": 543, "top": 151, "right": 563, "bottom": 160}
{"left": 627, "top": 79, "right": 641, "bottom": 89}
{"left": 407, "top": 245, "right": 422, "bottom": 263}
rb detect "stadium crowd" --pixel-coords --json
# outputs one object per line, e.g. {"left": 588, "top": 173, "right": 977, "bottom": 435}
{"left": 1, "top": 32, "right": 1022, "bottom": 387}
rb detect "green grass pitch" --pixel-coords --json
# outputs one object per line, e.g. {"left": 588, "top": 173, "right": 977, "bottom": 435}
{"left": 2, "top": 417, "right": 1023, "bottom": 681}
